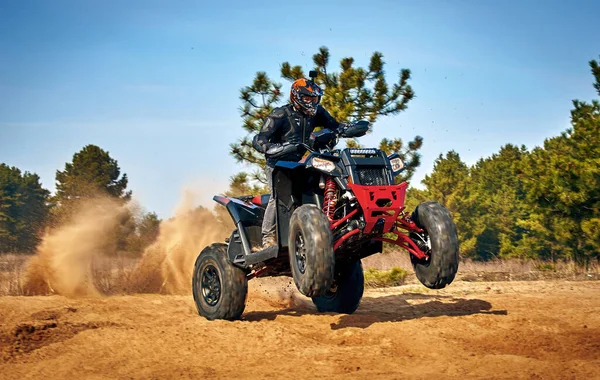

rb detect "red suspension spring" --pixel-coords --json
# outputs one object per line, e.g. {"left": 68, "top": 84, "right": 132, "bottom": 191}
{"left": 323, "top": 176, "right": 338, "bottom": 222}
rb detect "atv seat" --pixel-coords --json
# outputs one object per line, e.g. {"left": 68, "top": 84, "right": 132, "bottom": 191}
{"left": 251, "top": 194, "right": 270, "bottom": 207}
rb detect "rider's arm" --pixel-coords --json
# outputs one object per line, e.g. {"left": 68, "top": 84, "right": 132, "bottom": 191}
{"left": 316, "top": 106, "right": 343, "bottom": 131}
{"left": 252, "top": 111, "right": 284, "bottom": 153}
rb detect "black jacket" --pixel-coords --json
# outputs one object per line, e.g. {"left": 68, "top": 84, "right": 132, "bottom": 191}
{"left": 253, "top": 104, "right": 342, "bottom": 167}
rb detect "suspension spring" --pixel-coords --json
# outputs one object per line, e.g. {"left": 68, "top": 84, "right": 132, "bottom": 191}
{"left": 323, "top": 176, "right": 338, "bottom": 222}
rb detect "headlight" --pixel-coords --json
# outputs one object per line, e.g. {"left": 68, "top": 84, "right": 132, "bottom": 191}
{"left": 349, "top": 148, "right": 378, "bottom": 156}
{"left": 390, "top": 157, "right": 404, "bottom": 172}
{"left": 312, "top": 157, "right": 336, "bottom": 172}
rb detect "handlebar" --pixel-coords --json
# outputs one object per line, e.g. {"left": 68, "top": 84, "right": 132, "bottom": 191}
{"left": 298, "top": 142, "right": 315, "bottom": 153}
{"left": 265, "top": 121, "right": 368, "bottom": 158}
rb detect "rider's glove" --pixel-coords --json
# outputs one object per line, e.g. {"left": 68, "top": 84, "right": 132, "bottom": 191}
{"left": 337, "top": 123, "right": 350, "bottom": 135}
{"left": 265, "top": 143, "right": 284, "bottom": 156}
{"left": 266, "top": 142, "right": 297, "bottom": 159}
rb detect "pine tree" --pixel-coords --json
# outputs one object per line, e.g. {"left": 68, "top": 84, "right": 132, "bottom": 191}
{"left": 0, "top": 164, "right": 50, "bottom": 253}
{"left": 54, "top": 144, "right": 131, "bottom": 221}
{"left": 379, "top": 137, "right": 423, "bottom": 184}
{"left": 463, "top": 144, "right": 530, "bottom": 260}
{"left": 519, "top": 57, "right": 600, "bottom": 264}
{"left": 230, "top": 46, "right": 422, "bottom": 190}
{"left": 229, "top": 73, "right": 282, "bottom": 184}
{"left": 281, "top": 47, "right": 414, "bottom": 123}
{"left": 225, "top": 172, "right": 267, "bottom": 197}
{"left": 55, "top": 144, "right": 131, "bottom": 203}
{"left": 124, "top": 211, "right": 162, "bottom": 255}
{"left": 421, "top": 151, "right": 469, "bottom": 208}
{"left": 419, "top": 151, "right": 473, "bottom": 257}
{"left": 54, "top": 144, "right": 134, "bottom": 255}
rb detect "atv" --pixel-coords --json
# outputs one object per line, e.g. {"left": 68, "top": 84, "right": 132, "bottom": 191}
{"left": 192, "top": 121, "right": 459, "bottom": 320}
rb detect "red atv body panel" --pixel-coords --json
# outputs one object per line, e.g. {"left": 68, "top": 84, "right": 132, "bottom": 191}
{"left": 330, "top": 182, "right": 428, "bottom": 260}
{"left": 348, "top": 182, "right": 407, "bottom": 234}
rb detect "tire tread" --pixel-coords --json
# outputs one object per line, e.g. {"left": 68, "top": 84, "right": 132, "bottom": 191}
{"left": 288, "top": 204, "right": 335, "bottom": 297}
{"left": 411, "top": 202, "right": 459, "bottom": 289}
{"left": 192, "top": 243, "right": 248, "bottom": 320}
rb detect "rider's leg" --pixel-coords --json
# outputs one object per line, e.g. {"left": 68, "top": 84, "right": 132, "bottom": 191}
{"left": 260, "top": 165, "right": 276, "bottom": 248}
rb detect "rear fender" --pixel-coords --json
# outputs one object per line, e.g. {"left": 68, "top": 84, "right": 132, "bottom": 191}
{"left": 213, "top": 195, "right": 263, "bottom": 226}
{"left": 214, "top": 195, "right": 263, "bottom": 262}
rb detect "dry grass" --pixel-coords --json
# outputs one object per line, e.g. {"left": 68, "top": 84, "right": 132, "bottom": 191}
{"left": 363, "top": 250, "right": 600, "bottom": 282}
{"left": 458, "top": 258, "right": 600, "bottom": 281}
{"left": 0, "top": 253, "right": 154, "bottom": 296}
{"left": 1, "top": 251, "right": 599, "bottom": 296}
{"left": 89, "top": 254, "right": 142, "bottom": 295}
{"left": 0, "top": 254, "right": 30, "bottom": 296}
{"left": 362, "top": 250, "right": 414, "bottom": 271}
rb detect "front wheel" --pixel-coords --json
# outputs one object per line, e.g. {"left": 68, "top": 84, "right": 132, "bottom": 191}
{"left": 410, "top": 201, "right": 459, "bottom": 289}
{"left": 312, "top": 260, "right": 364, "bottom": 314}
{"left": 288, "top": 204, "right": 335, "bottom": 297}
{"left": 192, "top": 243, "right": 248, "bottom": 320}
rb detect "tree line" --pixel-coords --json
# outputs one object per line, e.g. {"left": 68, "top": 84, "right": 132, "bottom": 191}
{"left": 230, "top": 48, "right": 599, "bottom": 265}
{"left": 2, "top": 47, "right": 598, "bottom": 265}
{"left": 0, "top": 145, "right": 160, "bottom": 255}
{"left": 408, "top": 57, "right": 599, "bottom": 265}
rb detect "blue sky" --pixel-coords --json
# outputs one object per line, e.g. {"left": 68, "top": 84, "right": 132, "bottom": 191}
{"left": 1, "top": 0, "right": 599, "bottom": 218}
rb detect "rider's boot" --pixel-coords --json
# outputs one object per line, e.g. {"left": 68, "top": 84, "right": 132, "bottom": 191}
{"left": 252, "top": 234, "right": 276, "bottom": 253}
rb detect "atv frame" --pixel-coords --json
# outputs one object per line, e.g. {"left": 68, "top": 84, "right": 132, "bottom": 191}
{"left": 193, "top": 124, "right": 459, "bottom": 320}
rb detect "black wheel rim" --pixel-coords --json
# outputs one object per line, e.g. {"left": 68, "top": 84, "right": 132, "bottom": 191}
{"left": 295, "top": 231, "right": 307, "bottom": 274}
{"left": 201, "top": 264, "right": 221, "bottom": 306}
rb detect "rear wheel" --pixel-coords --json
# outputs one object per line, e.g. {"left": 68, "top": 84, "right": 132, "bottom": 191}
{"left": 410, "top": 201, "right": 459, "bottom": 289}
{"left": 288, "top": 204, "right": 335, "bottom": 297}
{"left": 192, "top": 243, "right": 247, "bottom": 320}
{"left": 312, "top": 260, "right": 364, "bottom": 314}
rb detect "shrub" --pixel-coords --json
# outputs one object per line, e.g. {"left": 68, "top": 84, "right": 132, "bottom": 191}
{"left": 364, "top": 266, "right": 408, "bottom": 287}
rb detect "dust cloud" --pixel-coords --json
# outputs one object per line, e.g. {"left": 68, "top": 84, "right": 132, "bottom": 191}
{"left": 22, "top": 189, "right": 230, "bottom": 296}
{"left": 128, "top": 189, "right": 230, "bottom": 294}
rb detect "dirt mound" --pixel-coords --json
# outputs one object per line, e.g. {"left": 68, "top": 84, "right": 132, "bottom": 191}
{"left": 0, "top": 305, "right": 118, "bottom": 362}
{"left": 0, "top": 281, "right": 598, "bottom": 379}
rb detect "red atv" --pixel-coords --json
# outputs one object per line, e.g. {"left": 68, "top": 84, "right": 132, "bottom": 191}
{"left": 192, "top": 122, "right": 459, "bottom": 320}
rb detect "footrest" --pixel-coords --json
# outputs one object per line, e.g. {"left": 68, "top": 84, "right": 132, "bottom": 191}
{"left": 245, "top": 246, "right": 279, "bottom": 265}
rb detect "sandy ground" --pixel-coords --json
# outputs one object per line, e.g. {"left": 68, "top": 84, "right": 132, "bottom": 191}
{"left": 1, "top": 279, "right": 599, "bottom": 380}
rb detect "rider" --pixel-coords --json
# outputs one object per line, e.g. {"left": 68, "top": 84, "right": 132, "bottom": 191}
{"left": 252, "top": 76, "right": 344, "bottom": 250}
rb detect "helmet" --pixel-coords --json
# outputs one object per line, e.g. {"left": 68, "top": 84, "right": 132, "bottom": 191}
{"left": 290, "top": 78, "right": 323, "bottom": 117}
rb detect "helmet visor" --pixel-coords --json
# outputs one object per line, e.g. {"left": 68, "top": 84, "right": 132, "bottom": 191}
{"left": 301, "top": 95, "right": 320, "bottom": 105}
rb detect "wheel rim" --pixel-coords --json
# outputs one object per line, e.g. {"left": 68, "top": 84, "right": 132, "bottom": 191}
{"left": 295, "top": 231, "right": 307, "bottom": 274}
{"left": 201, "top": 264, "right": 221, "bottom": 306}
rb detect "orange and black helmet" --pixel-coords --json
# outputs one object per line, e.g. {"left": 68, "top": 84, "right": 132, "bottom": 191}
{"left": 290, "top": 78, "right": 323, "bottom": 117}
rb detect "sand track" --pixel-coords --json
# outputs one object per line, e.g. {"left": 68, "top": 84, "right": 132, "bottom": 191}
{"left": 1, "top": 280, "right": 599, "bottom": 379}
